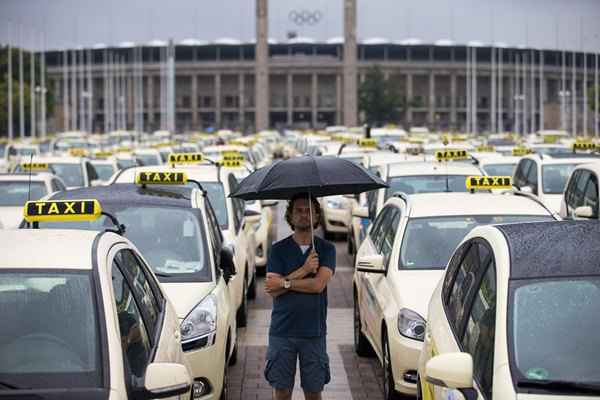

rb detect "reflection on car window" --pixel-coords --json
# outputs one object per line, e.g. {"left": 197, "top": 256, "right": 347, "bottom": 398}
{"left": 0, "top": 182, "right": 47, "bottom": 206}
{"left": 542, "top": 164, "right": 577, "bottom": 194}
{"left": 482, "top": 164, "right": 516, "bottom": 177}
{"left": 91, "top": 163, "right": 116, "bottom": 181}
{"left": 111, "top": 263, "right": 151, "bottom": 380}
{"left": 0, "top": 271, "right": 101, "bottom": 388}
{"left": 49, "top": 163, "right": 85, "bottom": 187}
{"left": 386, "top": 175, "right": 471, "bottom": 198}
{"left": 200, "top": 182, "right": 229, "bottom": 229}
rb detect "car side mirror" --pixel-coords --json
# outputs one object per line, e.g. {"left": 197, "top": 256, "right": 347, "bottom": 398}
{"left": 520, "top": 186, "right": 533, "bottom": 195}
{"left": 426, "top": 353, "right": 473, "bottom": 390}
{"left": 356, "top": 254, "right": 385, "bottom": 273}
{"left": 220, "top": 246, "right": 236, "bottom": 283}
{"left": 142, "top": 362, "right": 191, "bottom": 399}
{"left": 575, "top": 205, "right": 594, "bottom": 218}
{"left": 352, "top": 206, "right": 369, "bottom": 219}
{"left": 244, "top": 209, "right": 261, "bottom": 224}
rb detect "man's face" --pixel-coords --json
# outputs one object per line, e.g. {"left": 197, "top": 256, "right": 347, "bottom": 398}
{"left": 291, "top": 198, "right": 315, "bottom": 231}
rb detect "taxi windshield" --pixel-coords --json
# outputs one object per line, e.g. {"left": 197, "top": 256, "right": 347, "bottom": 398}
{"left": 136, "top": 153, "right": 161, "bottom": 166}
{"left": 482, "top": 163, "right": 516, "bottom": 176}
{"left": 386, "top": 175, "right": 471, "bottom": 198}
{"left": 49, "top": 163, "right": 84, "bottom": 187}
{"left": 117, "top": 158, "right": 136, "bottom": 169}
{"left": 399, "top": 215, "right": 553, "bottom": 269}
{"left": 39, "top": 206, "right": 211, "bottom": 282}
{"left": 542, "top": 164, "right": 578, "bottom": 194}
{"left": 0, "top": 271, "right": 102, "bottom": 389}
{"left": 91, "top": 163, "right": 116, "bottom": 181}
{"left": 510, "top": 277, "right": 600, "bottom": 389}
{"left": 0, "top": 181, "right": 47, "bottom": 206}
{"left": 198, "top": 182, "right": 228, "bottom": 229}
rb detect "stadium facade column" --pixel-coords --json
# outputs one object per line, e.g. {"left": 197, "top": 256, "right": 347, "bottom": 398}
{"left": 312, "top": 73, "right": 318, "bottom": 127}
{"left": 450, "top": 73, "right": 457, "bottom": 131}
{"left": 343, "top": 0, "right": 358, "bottom": 127}
{"left": 287, "top": 73, "right": 293, "bottom": 125}
{"left": 215, "top": 73, "right": 222, "bottom": 128}
{"left": 406, "top": 74, "right": 413, "bottom": 126}
{"left": 127, "top": 75, "right": 134, "bottom": 128}
{"left": 192, "top": 75, "right": 199, "bottom": 128}
{"left": 239, "top": 73, "right": 245, "bottom": 131}
{"left": 429, "top": 72, "right": 435, "bottom": 128}
{"left": 148, "top": 76, "right": 154, "bottom": 128}
{"left": 255, "top": 0, "right": 269, "bottom": 131}
{"left": 336, "top": 74, "right": 342, "bottom": 125}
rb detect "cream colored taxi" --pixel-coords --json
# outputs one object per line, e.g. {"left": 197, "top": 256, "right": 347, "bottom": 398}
{"left": 418, "top": 220, "right": 600, "bottom": 400}
{"left": 34, "top": 174, "right": 238, "bottom": 400}
{"left": 353, "top": 177, "right": 556, "bottom": 400}
{"left": 13, "top": 156, "right": 101, "bottom": 189}
{"left": 1, "top": 199, "right": 192, "bottom": 399}
{"left": 111, "top": 155, "right": 258, "bottom": 328}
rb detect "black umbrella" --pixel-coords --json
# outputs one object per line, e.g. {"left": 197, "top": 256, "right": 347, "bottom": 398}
{"left": 229, "top": 155, "right": 388, "bottom": 200}
{"left": 229, "top": 155, "right": 388, "bottom": 246}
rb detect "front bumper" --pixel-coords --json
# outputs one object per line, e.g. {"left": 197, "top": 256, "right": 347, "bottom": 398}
{"left": 183, "top": 335, "right": 227, "bottom": 399}
{"left": 389, "top": 328, "right": 423, "bottom": 395}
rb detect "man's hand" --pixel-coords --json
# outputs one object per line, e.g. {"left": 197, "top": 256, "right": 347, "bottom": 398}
{"left": 302, "top": 249, "right": 319, "bottom": 275}
{"left": 265, "top": 274, "right": 284, "bottom": 294}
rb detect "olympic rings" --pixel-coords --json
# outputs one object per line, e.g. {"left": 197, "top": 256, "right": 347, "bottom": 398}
{"left": 288, "top": 9, "right": 322, "bottom": 26}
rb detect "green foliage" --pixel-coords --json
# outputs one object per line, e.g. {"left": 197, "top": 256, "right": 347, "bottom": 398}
{"left": 0, "top": 46, "right": 55, "bottom": 136}
{"left": 358, "top": 66, "right": 403, "bottom": 126}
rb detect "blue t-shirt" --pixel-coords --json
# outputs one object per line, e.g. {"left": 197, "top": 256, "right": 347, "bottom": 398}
{"left": 267, "top": 235, "right": 336, "bottom": 338}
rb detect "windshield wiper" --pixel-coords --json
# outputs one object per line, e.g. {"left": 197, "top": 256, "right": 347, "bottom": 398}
{"left": 517, "top": 379, "right": 600, "bottom": 395}
{"left": 0, "top": 381, "right": 20, "bottom": 389}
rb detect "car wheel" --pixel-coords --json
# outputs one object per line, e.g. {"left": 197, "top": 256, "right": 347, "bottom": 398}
{"left": 354, "top": 292, "right": 375, "bottom": 357}
{"left": 247, "top": 270, "right": 257, "bottom": 300}
{"left": 383, "top": 332, "right": 400, "bottom": 400}
{"left": 236, "top": 277, "right": 248, "bottom": 327}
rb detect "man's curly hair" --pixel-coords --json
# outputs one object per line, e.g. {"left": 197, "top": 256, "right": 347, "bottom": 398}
{"left": 285, "top": 193, "right": 321, "bottom": 231}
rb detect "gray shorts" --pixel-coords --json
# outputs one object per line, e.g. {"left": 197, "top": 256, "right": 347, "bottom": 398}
{"left": 264, "top": 335, "right": 331, "bottom": 393}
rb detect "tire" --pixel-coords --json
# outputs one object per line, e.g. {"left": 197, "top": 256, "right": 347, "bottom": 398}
{"left": 247, "top": 269, "right": 257, "bottom": 300}
{"left": 354, "top": 292, "right": 375, "bottom": 357}
{"left": 383, "top": 331, "right": 401, "bottom": 400}
{"left": 236, "top": 277, "right": 248, "bottom": 327}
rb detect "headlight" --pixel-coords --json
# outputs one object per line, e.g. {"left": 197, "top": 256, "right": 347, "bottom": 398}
{"left": 397, "top": 308, "right": 426, "bottom": 341}
{"left": 180, "top": 294, "right": 217, "bottom": 350}
{"left": 326, "top": 199, "right": 344, "bottom": 209}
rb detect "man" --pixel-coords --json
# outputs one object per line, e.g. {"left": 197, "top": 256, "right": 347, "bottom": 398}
{"left": 264, "top": 193, "right": 336, "bottom": 400}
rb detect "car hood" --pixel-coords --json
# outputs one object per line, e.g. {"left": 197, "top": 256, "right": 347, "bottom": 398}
{"left": 391, "top": 270, "right": 445, "bottom": 319}
{"left": 0, "top": 207, "right": 24, "bottom": 229}
{"left": 161, "top": 281, "right": 216, "bottom": 319}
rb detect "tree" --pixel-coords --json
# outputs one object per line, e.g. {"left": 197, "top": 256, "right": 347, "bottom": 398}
{"left": 0, "top": 46, "right": 55, "bottom": 137}
{"left": 358, "top": 66, "right": 402, "bottom": 126}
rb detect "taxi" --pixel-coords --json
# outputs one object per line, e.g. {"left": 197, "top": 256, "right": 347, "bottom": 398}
{"left": 90, "top": 151, "right": 121, "bottom": 184}
{"left": 513, "top": 152, "right": 600, "bottom": 213}
{"left": 0, "top": 164, "right": 67, "bottom": 228}
{"left": 1, "top": 200, "right": 193, "bottom": 399}
{"left": 33, "top": 173, "right": 238, "bottom": 400}
{"left": 111, "top": 155, "right": 258, "bottom": 328}
{"left": 353, "top": 177, "right": 556, "bottom": 400}
{"left": 13, "top": 156, "right": 101, "bottom": 189}
{"left": 418, "top": 220, "right": 600, "bottom": 400}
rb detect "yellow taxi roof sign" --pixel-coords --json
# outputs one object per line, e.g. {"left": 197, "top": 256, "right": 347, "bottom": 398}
{"left": 168, "top": 152, "right": 204, "bottom": 164}
{"left": 94, "top": 151, "right": 114, "bottom": 159}
{"left": 475, "top": 145, "right": 496, "bottom": 153}
{"left": 136, "top": 171, "right": 188, "bottom": 185}
{"left": 572, "top": 141, "right": 596, "bottom": 151}
{"left": 21, "top": 162, "right": 49, "bottom": 171}
{"left": 69, "top": 148, "right": 88, "bottom": 157}
{"left": 466, "top": 176, "right": 513, "bottom": 191}
{"left": 435, "top": 149, "right": 469, "bottom": 161}
{"left": 24, "top": 199, "right": 102, "bottom": 223}
{"left": 512, "top": 147, "right": 533, "bottom": 156}
{"left": 358, "top": 138, "right": 377, "bottom": 148}
{"left": 220, "top": 159, "right": 243, "bottom": 168}
{"left": 222, "top": 151, "right": 245, "bottom": 162}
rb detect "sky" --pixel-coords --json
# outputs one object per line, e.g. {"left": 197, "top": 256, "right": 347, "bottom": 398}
{"left": 1, "top": 0, "right": 600, "bottom": 52}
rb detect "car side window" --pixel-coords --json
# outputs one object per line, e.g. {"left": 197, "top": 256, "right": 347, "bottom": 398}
{"left": 227, "top": 174, "right": 243, "bottom": 231}
{"left": 205, "top": 202, "right": 223, "bottom": 279}
{"left": 445, "top": 244, "right": 481, "bottom": 336}
{"left": 442, "top": 242, "right": 470, "bottom": 308}
{"left": 380, "top": 207, "right": 401, "bottom": 265}
{"left": 114, "top": 250, "right": 162, "bottom": 340}
{"left": 50, "top": 178, "right": 63, "bottom": 192}
{"left": 514, "top": 160, "right": 529, "bottom": 188}
{"left": 462, "top": 258, "right": 496, "bottom": 400}
{"left": 86, "top": 162, "right": 99, "bottom": 182}
{"left": 525, "top": 161, "right": 538, "bottom": 194}
{"left": 111, "top": 262, "right": 152, "bottom": 380}
{"left": 573, "top": 170, "right": 591, "bottom": 211}
{"left": 369, "top": 206, "right": 390, "bottom": 250}
{"left": 584, "top": 173, "right": 599, "bottom": 218}
{"left": 565, "top": 170, "right": 581, "bottom": 213}
{"left": 367, "top": 189, "right": 379, "bottom": 220}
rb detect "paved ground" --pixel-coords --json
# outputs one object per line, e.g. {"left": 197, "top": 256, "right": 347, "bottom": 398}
{"left": 229, "top": 203, "right": 386, "bottom": 400}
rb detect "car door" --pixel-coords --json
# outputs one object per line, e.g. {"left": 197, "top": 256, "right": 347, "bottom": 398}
{"left": 109, "top": 246, "right": 186, "bottom": 374}
{"left": 366, "top": 205, "right": 402, "bottom": 356}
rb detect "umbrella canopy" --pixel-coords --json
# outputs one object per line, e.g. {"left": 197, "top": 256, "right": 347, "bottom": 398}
{"left": 229, "top": 155, "right": 388, "bottom": 200}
